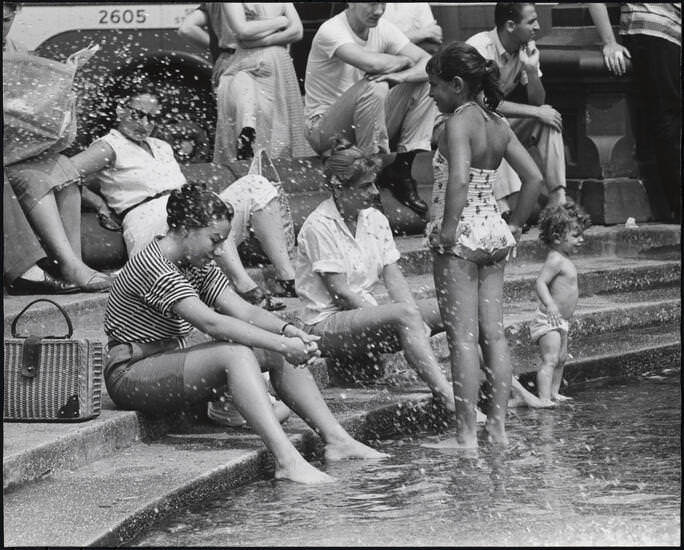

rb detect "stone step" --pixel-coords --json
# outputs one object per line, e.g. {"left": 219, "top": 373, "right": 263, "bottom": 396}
{"left": 6, "top": 287, "right": 675, "bottom": 493}
{"left": 1, "top": 388, "right": 421, "bottom": 548}
{"left": 5, "top": 224, "right": 680, "bottom": 336}
{"left": 2, "top": 392, "right": 200, "bottom": 493}
{"left": 380, "top": 256, "right": 680, "bottom": 304}
{"left": 393, "top": 223, "right": 681, "bottom": 276}
{"left": 3, "top": 331, "right": 679, "bottom": 548}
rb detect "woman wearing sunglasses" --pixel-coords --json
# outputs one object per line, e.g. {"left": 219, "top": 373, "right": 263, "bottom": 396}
{"left": 71, "top": 79, "right": 298, "bottom": 310}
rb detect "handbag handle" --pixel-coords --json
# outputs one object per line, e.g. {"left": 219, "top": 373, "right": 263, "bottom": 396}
{"left": 248, "top": 148, "right": 281, "bottom": 184}
{"left": 11, "top": 298, "right": 74, "bottom": 339}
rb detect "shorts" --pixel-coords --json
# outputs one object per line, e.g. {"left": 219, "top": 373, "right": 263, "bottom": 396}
{"left": 528, "top": 308, "right": 569, "bottom": 343}
{"left": 104, "top": 339, "right": 271, "bottom": 416}
{"left": 306, "top": 309, "right": 402, "bottom": 358}
{"left": 104, "top": 338, "right": 188, "bottom": 415}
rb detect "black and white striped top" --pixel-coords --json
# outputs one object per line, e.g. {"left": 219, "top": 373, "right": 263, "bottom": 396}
{"left": 104, "top": 238, "right": 230, "bottom": 344}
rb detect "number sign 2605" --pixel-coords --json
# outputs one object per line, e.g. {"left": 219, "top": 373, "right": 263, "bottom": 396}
{"left": 98, "top": 9, "right": 147, "bottom": 25}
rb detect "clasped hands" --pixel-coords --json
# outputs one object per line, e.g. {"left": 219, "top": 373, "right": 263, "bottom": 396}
{"left": 281, "top": 324, "right": 321, "bottom": 367}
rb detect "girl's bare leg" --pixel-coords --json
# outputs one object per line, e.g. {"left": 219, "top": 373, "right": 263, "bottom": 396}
{"left": 265, "top": 350, "right": 389, "bottom": 461}
{"left": 478, "top": 260, "right": 513, "bottom": 444}
{"left": 183, "top": 343, "right": 334, "bottom": 484}
{"left": 430, "top": 253, "right": 480, "bottom": 449}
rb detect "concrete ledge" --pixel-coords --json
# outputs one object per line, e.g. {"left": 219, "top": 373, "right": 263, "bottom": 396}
{"left": 4, "top": 340, "right": 679, "bottom": 547}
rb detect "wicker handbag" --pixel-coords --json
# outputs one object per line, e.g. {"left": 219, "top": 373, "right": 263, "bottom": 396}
{"left": 3, "top": 299, "right": 103, "bottom": 422}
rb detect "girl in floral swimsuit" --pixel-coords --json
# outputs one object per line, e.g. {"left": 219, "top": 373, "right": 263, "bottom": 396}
{"left": 424, "top": 42, "right": 542, "bottom": 449}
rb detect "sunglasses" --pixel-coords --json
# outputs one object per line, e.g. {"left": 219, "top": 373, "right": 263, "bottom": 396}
{"left": 125, "top": 104, "right": 163, "bottom": 123}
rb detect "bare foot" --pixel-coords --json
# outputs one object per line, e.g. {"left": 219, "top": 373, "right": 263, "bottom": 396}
{"left": 509, "top": 394, "right": 557, "bottom": 409}
{"left": 324, "top": 438, "right": 390, "bottom": 461}
{"left": 485, "top": 425, "right": 509, "bottom": 446}
{"left": 552, "top": 393, "right": 573, "bottom": 402}
{"left": 508, "top": 395, "right": 528, "bottom": 408}
{"left": 421, "top": 436, "right": 478, "bottom": 451}
{"left": 274, "top": 457, "right": 336, "bottom": 484}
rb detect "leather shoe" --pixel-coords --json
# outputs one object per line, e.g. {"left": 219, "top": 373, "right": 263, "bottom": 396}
{"left": 7, "top": 273, "right": 80, "bottom": 295}
{"left": 378, "top": 166, "right": 428, "bottom": 216}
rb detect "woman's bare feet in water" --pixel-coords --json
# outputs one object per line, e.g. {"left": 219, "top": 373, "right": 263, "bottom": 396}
{"left": 552, "top": 393, "right": 573, "bottom": 402}
{"left": 509, "top": 377, "right": 556, "bottom": 408}
{"left": 274, "top": 457, "right": 335, "bottom": 484}
{"left": 324, "top": 437, "right": 390, "bottom": 461}
{"left": 421, "top": 436, "right": 479, "bottom": 451}
{"left": 508, "top": 393, "right": 557, "bottom": 409}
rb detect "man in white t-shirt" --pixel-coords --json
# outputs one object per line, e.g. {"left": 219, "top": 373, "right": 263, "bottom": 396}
{"left": 304, "top": 3, "right": 436, "bottom": 216}
{"left": 467, "top": 2, "right": 567, "bottom": 212}
{"left": 383, "top": 3, "right": 443, "bottom": 54}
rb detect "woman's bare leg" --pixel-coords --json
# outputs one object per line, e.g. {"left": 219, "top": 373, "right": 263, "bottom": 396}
{"left": 316, "top": 302, "right": 454, "bottom": 412}
{"left": 251, "top": 199, "right": 295, "bottom": 281}
{"left": 264, "top": 350, "right": 388, "bottom": 461}
{"left": 24, "top": 189, "right": 104, "bottom": 286}
{"left": 215, "top": 237, "right": 260, "bottom": 294}
{"left": 183, "top": 343, "right": 334, "bottom": 484}
{"left": 54, "top": 183, "right": 82, "bottom": 257}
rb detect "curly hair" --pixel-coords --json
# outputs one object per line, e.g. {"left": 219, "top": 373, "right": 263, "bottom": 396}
{"left": 426, "top": 41, "right": 503, "bottom": 111}
{"left": 167, "top": 183, "right": 233, "bottom": 231}
{"left": 537, "top": 199, "right": 592, "bottom": 246}
{"left": 322, "top": 136, "right": 380, "bottom": 188}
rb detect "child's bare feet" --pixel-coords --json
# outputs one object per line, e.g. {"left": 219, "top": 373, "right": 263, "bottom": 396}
{"left": 275, "top": 457, "right": 336, "bottom": 484}
{"left": 324, "top": 438, "right": 390, "bottom": 461}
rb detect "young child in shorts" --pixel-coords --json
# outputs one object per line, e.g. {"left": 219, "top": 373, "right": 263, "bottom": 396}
{"left": 511, "top": 201, "right": 591, "bottom": 407}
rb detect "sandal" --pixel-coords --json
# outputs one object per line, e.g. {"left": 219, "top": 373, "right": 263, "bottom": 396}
{"left": 78, "top": 271, "right": 114, "bottom": 293}
{"left": 97, "top": 210, "right": 122, "bottom": 232}
{"left": 237, "top": 286, "right": 286, "bottom": 311}
{"left": 272, "top": 278, "right": 297, "bottom": 298}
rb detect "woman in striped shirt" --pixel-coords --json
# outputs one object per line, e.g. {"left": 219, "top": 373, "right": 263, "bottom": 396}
{"left": 104, "top": 183, "right": 387, "bottom": 484}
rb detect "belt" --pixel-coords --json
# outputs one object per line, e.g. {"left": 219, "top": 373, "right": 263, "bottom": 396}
{"left": 118, "top": 189, "right": 172, "bottom": 220}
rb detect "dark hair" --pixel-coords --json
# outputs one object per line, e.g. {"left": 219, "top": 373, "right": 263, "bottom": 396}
{"left": 538, "top": 199, "right": 591, "bottom": 246}
{"left": 494, "top": 2, "right": 534, "bottom": 29}
{"left": 322, "top": 136, "right": 380, "bottom": 188}
{"left": 111, "top": 75, "right": 159, "bottom": 106}
{"left": 167, "top": 183, "right": 233, "bottom": 231}
{"left": 4, "top": 3, "right": 22, "bottom": 12}
{"left": 103, "top": 75, "right": 160, "bottom": 127}
{"left": 426, "top": 41, "right": 503, "bottom": 111}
